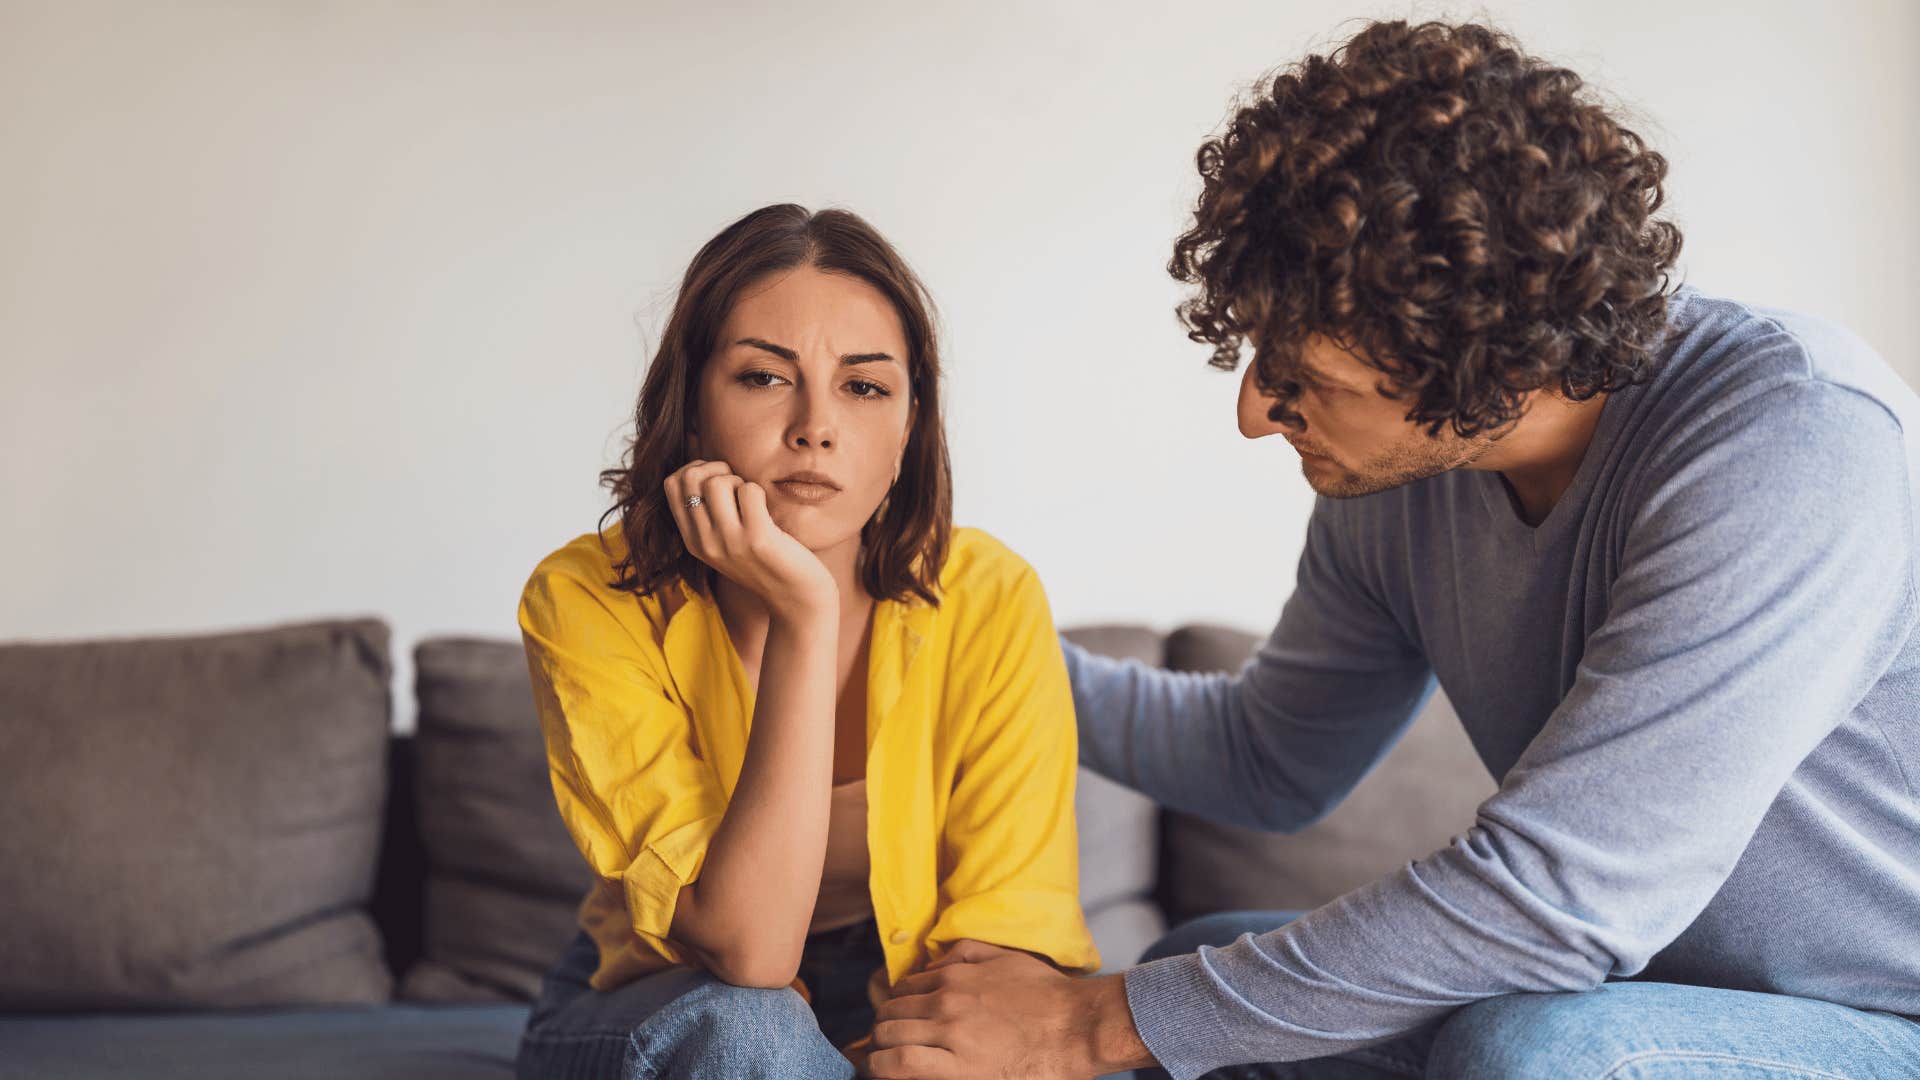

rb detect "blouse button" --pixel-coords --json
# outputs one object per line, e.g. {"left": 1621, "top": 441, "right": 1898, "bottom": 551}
{"left": 890, "top": 930, "right": 910, "bottom": 945}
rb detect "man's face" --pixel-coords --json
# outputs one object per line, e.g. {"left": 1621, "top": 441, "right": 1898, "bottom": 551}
{"left": 1238, "top": 334, "right": 1497, "bottom": 498}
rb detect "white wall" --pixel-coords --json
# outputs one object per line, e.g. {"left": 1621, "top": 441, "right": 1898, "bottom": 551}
{"left": 4, "top": 1, "right": 1915, "bottom": 727}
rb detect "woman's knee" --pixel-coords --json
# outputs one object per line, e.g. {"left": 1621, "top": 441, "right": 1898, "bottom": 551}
{"left": 1138, "top": 910, "right": 1305, "bottom": 965}
{"left": 632, "top": 978, "right": 850, "bottom": 1078}
{"left": 520, "top": 969, "right": 846, "bottom": 1080}
{"left": 663, "top": 977, "right": 817, "bottom": 1036}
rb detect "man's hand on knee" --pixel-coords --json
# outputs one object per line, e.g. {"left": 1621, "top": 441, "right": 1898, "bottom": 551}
{"left": 865, "top": 940, "right": 1154, "bottom": 1078}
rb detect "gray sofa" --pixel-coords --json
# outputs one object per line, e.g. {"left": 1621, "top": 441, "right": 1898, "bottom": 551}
{"left": 0, "top": 618, "right": 1493, "bottom": 1078}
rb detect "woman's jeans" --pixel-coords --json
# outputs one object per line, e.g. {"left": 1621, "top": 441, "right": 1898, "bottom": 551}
{"left": 1135, "top": 911, "right": 1920, "bottom": 1079}
{"left": 514, "top": 919, "right": 883, "bottom": 1080}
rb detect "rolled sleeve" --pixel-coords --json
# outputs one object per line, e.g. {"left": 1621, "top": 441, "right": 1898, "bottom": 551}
{"left": 520, "top": 564, "right": 728, "bottom": 963}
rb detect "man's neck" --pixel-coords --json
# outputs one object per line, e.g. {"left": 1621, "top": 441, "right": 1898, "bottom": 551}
{"left": 1469, "top": 391, "right": 1610, "bottom": 527}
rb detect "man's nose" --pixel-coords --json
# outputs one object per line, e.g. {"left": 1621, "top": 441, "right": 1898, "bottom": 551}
{"left": 1237, "top": 362, "right": 1297, "bottom": 440}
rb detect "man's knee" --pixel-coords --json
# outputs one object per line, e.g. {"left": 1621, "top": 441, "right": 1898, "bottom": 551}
{"left": 1428, "top": 989, "right": 1628, "bottom": 1080}
{"left": 1138, "top": 910, "right": 1304, "bottom": 965}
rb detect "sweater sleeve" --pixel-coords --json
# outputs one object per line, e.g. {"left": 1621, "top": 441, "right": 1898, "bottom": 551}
{"left": 1122, "top": 381, "right": 1917, "bottom": 1077}
{"left": 1063, "top": 499, "right": 1436, "bottom": 832}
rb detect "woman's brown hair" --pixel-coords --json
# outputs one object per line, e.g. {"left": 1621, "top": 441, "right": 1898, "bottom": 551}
{"left": 1170, "top": 19, "right": 1684, "bottom": 438}
{"left": 599, "top": 204, "right": 952, "bottom": 605}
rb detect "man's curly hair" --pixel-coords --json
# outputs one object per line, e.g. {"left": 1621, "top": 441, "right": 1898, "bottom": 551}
{"left": 1171, "top": 19, "right": 1683, "bottom": 438}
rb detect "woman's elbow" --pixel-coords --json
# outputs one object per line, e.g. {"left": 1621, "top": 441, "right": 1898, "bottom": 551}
{"left": 670, "top": 890, "right": 801, "bottom": 988}
{"left": 704, "top": 945, "right": 801, "bottom": 989}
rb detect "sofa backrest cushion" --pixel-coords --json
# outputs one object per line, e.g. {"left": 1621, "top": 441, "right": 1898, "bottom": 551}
{"left": 0, "top": 619, "right": 394, "bottom": 1010}
{"left": 398, "top": 638, "right": 593, "bottom": 1003}
{"left": 1156, "top": 624, "right": 1497, "bottom": 922}
{"left": 1058, "top": 625, "right": 1168, "bottom": 971}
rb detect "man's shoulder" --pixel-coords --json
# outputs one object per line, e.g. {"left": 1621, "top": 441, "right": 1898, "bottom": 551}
{"left": 1649, "top": 288, "right": 1915, "bottom": 441}
{"left": 1619, "top": 292, "right": 1916, "bottom": 573}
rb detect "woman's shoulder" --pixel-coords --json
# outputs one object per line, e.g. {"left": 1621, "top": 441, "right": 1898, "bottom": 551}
{"left": 519, "top": 523, "right": 669, "bottom": 637}
{"left": 933, "top": 526, "right": 1049, "bottom": 614}
{"left": 524, "top": 522, "right": 625, "bottom": 591}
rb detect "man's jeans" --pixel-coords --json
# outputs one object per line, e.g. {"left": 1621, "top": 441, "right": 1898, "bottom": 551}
{"left": 1135, "top": 911, "right": 1920, "bottom": 1079}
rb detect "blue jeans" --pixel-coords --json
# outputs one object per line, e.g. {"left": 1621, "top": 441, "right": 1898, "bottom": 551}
{"left": 515, "top": 921, "right": 882, "bottom": 1080}
{"left": 1136, "top": 912, "right": 1920, "bottom": 1079}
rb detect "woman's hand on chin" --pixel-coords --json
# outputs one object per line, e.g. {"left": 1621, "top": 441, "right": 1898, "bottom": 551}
{"left": 666, "top": 459, "right": 837, "bottom": 620}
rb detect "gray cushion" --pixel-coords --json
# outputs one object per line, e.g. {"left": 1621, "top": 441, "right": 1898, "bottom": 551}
{"left": 1060, "top": 625, "right": 1163, "bottom": 670}
{"left": 1060, "top": 626, "right": 1165, "bottom": 929}
{"left": 1085, "top": 898, "right": 1166, "bottom": 976}
{"left": 0, "top": 620, "right": 393, "bottom": 1010}
{"left": 1163, "top": 623, "right": 1258, "bottom": 678}
{"left": 1158, "top": 624, "right": 1497, "bottom": 920}
{"left": 399, "top": 639, "right": 592, "bottom": 1004}
{"left": 1073, "top": 769, "right": 1161, "bottom": 918}
{"left": 0, "top": 1004, "right": 525, "bottom": 1080}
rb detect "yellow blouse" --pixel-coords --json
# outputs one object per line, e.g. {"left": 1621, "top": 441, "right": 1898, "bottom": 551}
{"left": 517, "top": 524, "right": 1099, "bottom": 991}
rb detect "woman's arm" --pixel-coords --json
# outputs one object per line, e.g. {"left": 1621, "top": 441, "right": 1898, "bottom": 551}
{"left": 667, "top": 605, "right": 837, "bottom": 986}
{"left": 658, "top": 460, "right": 841, "bottom": 988}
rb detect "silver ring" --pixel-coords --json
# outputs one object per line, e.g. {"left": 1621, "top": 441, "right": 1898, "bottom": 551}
{"left": 684, "top": 494, "right": 704, "bottom": 509}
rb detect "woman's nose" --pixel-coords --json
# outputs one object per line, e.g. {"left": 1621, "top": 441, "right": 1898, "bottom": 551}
{"left": 788, "top": 388, "right": 837, "bottom": 450}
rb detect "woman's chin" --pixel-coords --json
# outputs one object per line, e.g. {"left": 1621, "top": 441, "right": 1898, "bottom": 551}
{"left": 769, "top": 511, "right": 856, "bottom": 553}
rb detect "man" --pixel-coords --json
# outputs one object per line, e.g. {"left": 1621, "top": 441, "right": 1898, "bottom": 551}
{"left": 866, "top": 18, "right": 1920, "bottom": 1080}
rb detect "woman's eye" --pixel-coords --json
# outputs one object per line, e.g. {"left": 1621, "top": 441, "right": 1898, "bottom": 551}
{"left": 848, "top": 380, "right": 891, "bottom": 398}
{"left": 738, "top": 370, "right": 788, "bottom": 389}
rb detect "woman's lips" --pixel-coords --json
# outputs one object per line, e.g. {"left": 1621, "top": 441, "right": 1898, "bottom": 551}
{"left": 771, "top": 480, "right": 841, "bottom": 503}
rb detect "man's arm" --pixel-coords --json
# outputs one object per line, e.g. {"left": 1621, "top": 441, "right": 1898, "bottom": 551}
{"left": 1123, "top": 382, "right": 1916, "bottom": 1077}
{"left": 1063, "top": 500, "right": 1437, "bottom": 832}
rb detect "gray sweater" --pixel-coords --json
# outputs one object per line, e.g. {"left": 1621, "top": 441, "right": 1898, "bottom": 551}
{"left": 1063, "top": 286, "right": 1920, "bottom": 1077}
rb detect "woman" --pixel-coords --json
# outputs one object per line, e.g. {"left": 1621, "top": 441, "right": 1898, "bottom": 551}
{"left": 513, "top": 204, "right": 1098, "bottom": 1079}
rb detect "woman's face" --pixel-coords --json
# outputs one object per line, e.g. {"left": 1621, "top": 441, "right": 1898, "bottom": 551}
{"left": 693, "top": 264, "right": 915, "bottom": 553}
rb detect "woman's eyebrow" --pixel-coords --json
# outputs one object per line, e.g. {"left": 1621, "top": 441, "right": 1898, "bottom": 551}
{"left": 736, "top": 337, "right": 798, "bottom": 361}
{"left": 735, "top": 337, "right": 896, "bottom": 367}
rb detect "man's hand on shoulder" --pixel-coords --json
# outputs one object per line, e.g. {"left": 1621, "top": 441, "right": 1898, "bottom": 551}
{"left": 865, "top": 939, "right": 1154, "bottom": 1079}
